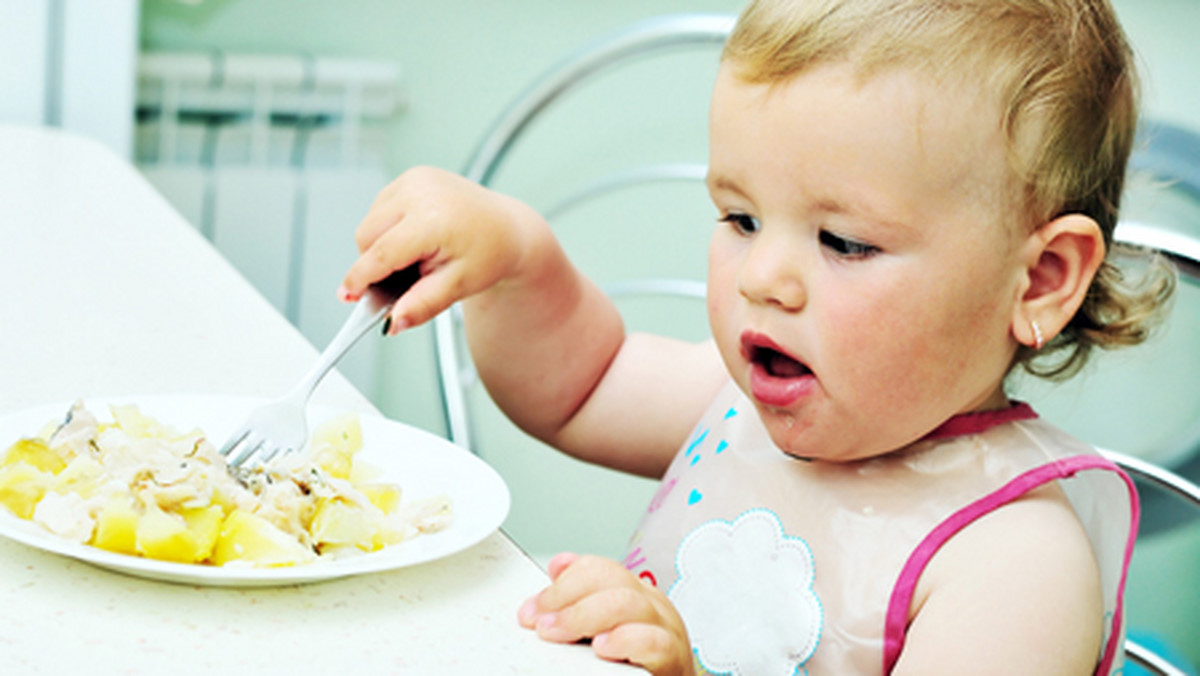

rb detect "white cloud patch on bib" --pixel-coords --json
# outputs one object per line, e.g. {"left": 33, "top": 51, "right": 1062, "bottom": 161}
{"left": 669, "top": 509, "right": 822, "bottom": 676}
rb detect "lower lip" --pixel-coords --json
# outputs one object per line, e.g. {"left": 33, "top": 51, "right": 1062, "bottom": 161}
{"left": 748, "top": 363, "right": 815, "bottom": 408}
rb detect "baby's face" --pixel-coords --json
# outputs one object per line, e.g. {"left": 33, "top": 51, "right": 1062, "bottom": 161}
{"left": 706, "top": 61, "right": 1030, "bottom": 461}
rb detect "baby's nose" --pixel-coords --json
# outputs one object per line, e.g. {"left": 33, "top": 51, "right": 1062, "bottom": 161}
{"left": 738, "top": 238, "right": 806, "bottom": 311}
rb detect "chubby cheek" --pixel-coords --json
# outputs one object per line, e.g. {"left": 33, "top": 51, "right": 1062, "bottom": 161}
{"left": 827, "top": 282, "right": 994, "bottom": 417}
{"left": 706, "top": 245, "right": 742, "bottom": 369}
{"left": 707, "top": 295, "right": 744, "bottom": 384}
{"left": 822, "top": 291, "right": 942, "bottom": 409}
{"left": 705, "top": 273, "right": 727, "bottom": 331}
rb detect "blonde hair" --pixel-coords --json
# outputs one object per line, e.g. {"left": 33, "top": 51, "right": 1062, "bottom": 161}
{"left": 723, "top": 0, "right": 1176, "bottom": 379}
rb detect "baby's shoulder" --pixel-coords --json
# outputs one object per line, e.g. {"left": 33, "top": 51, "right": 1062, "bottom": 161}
{"left": 901, "top": 481, "right": 1103, "bottom": 671}
{"left": 924, "top": 480, "right": 1099, "bottom": 595}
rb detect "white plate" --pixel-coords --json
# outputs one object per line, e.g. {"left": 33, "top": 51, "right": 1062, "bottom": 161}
{"left": 0, "top": 394, "right": 510, "bottom": 587}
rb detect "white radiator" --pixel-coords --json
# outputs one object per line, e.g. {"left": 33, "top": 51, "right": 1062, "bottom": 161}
{"left": 134, "top": 51, "right": 403, "bottom": 397}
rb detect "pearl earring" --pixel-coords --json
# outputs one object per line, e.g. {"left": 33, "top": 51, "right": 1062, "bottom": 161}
{"left": 1031, "top": 320, "right": 1045, "bottom": 350}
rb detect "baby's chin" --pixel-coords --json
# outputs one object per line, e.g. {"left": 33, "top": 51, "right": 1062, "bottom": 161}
{"left": 752, "top": 405, "right": 823, "bottom": 462}
{"left": 754, "top": 407, "right": 887, "bottom": 464}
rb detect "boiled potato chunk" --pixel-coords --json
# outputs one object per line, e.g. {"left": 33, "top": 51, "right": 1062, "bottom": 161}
{"left": 310, "top": 498, "right": 379, "bottom": 551}
{"left": 372, "top": 520, "right": 407, "bottom": 549}
{"left": 51, "top": 455, "right": 105, "bottom": 500}
{"left": 92, "top": 496, "right": 141, "bottom": 555}
{"left": 348, "top": 458, "right": 383, "bottom": 484}
{"left": 212, "top": 509, "right": 313, "bottom": 566}
{"left": 181, "top": 505, "right": 224, "bottom": 561}
{"left": 2, "top": 438, "right": 67, "bottom": 475}
{"left": 109, "top": 404, "right": 172, "bottom": 440}
{"left": 135, "top": 505, "right": 190, "bottom": 562}
{"left": 358, "top": 483, "right": 402, "bottom": 515}
{"left": 310, "top": 413, "right": 362, "bottom": 480}
{"left": 0, "top": 463, "right": 54, "bottom": 519}
{"left": 136, "top": 504, "right": 219, "bottom": 563}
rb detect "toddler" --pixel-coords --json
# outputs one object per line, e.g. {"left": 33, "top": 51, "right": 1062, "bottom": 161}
{"left": 339, "top": 0, "right": 1175, "bottom": 673}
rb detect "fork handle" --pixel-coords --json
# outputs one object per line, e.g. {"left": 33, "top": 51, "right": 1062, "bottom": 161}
{"left": 285, "top": 264, "right": 421, "bottom": 403}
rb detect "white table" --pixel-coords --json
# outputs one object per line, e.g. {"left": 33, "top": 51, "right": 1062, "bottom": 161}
{"left": 0, "top": 124, "right": 630, "bottom": 675}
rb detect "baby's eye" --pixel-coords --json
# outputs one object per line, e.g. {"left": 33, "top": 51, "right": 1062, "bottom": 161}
{"left": 719, "top": 212, "right": 760, "bottom": 236}
{"left": 819, "top": 230, "right": 879, "bottom": 258}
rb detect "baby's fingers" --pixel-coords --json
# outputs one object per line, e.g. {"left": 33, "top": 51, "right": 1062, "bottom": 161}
{"left": 546, "top": 551, "right": 581, "bottom": 580}
{"left": 340, "top": 221, "right": 426, "bottom": 302}
{"left": 536, "top": 554, "right": 629, "bottom": 605}
{"left": 532, "top": 585, "right": 662, "bottom": 644}
{"left": 594, "top": 624, "right": 691, "bottom": 676}
{"left": 352, "top": 188, "right": 405, "bottom": 255}
{"left": 382, "top": 260, "right": 471, "bottom": 334}
{"left": 351, "top": 166, "right": 446, "bottom": 254}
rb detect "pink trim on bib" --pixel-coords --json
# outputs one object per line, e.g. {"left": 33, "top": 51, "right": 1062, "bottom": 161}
{"left": 922, "top": 402, "right": 1038, "bottom": 441}
{"left": 880, "top": 455, "right": 1139, "bottom": 675}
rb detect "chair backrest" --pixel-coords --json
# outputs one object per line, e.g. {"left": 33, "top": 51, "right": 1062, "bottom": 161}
{"left": 433, "top": 13, "right": 1200, "bottom": 675}
{"left": 1108, "top": 130, "right": 1200, "bottom": 675}
{"left": 434, "top": 13, "right": 733, "bottom": 450}
{"left": 1104, "top": 448, "right": 1200, "bottom": 676}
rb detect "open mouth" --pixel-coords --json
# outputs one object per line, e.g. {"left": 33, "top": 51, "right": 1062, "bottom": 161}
{"left": 742, "top": 332, "right": 812, "bottom": 379}
{"left": 751, "top": 345, "right": 812, "bottom": 378}
{"left": 741, "top": 332, "right": 815, "bottom": 408}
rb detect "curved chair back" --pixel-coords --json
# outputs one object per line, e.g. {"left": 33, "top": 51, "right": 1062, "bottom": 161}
{"left": 434, "top": 14, "right": 733, "bottom": 450}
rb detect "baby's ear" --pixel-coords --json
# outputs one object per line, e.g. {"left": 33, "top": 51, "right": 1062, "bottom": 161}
{"left": 1012, "top": 214, "right": 1106, "bottom": 348}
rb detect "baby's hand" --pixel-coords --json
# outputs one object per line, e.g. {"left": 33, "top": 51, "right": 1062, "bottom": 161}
{"left": 519, "top": 553, "right": 694, "bottom": 676}
{"left": 338, "top": 166, "right": 545, "bottom": 333}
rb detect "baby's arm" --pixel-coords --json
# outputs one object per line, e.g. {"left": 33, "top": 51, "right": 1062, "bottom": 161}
{"left": 340, "top": 167, "right": 725, "bottom": 476}
{"left": 892, "top": 483, "right": 1104, "bottom": 675}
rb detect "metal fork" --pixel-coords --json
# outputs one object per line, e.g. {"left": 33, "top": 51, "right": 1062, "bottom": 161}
{"left": 219, "top": 265, "right": 420, "bottom": 469}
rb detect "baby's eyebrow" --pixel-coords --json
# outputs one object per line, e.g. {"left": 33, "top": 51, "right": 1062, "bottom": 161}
{"left": 706, "top": 173, "right": 915, "bottom": 236}
{"left": 812, "top": 196, "right": 911, "bottom": 234}
{"left": 706, "top": 173, "right": 747, "bottom": 198}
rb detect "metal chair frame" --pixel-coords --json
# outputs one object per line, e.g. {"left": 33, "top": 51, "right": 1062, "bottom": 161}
{"left": 434, "top": 13, "right": 733, "bottom": 451}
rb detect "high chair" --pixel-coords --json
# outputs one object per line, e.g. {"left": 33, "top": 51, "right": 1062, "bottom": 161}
{"left": 428, "top": 13, "right": 1200, "bottom": 675}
